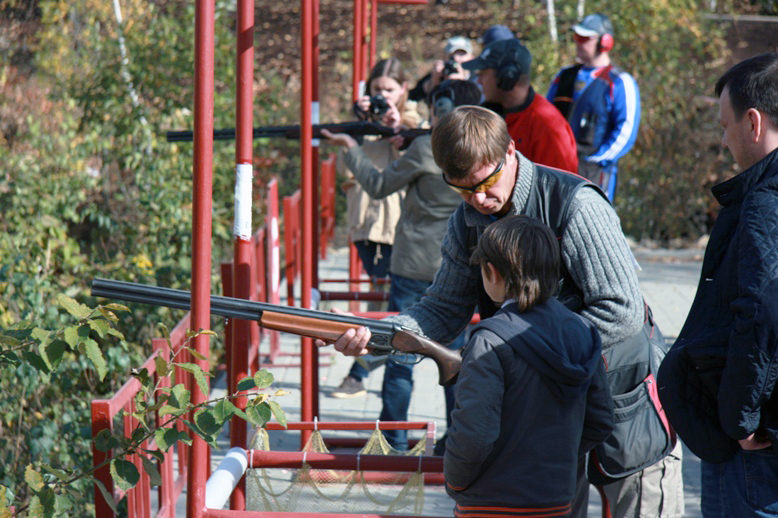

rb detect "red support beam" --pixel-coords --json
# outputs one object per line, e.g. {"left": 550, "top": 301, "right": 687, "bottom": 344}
{"left": 230, "top": 0, "right": 255, "bottom": 509}
{"left": 369, "top": 0, "right": 378, "bottom": 69}
{"left": 188, "top": 0, "right": 215, "bottom": 516}
{"left": 300, "top": 0, "right": 317, "bottom": 447}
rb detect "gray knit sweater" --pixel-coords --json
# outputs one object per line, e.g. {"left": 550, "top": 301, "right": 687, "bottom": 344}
{"left": 388, "top": 151, "right": 644, "bottom": 348}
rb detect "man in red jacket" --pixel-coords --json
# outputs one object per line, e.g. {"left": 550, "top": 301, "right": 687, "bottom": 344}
{"left": 463, "top": 38, "right": 579, "bottom": 173}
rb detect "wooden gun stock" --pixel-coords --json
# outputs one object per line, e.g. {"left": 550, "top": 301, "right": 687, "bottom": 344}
{"left": 259, "top": 312, "right": 460, "bottom": 385}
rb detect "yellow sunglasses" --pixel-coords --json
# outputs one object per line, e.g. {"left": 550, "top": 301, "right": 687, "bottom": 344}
{"left": 443, "top": 160, "right": 504, "bottom": 194}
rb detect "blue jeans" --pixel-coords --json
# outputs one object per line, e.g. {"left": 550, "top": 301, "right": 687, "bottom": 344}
{"left": 378, "top": 274, "right": 466, "bottom": 450}
{"left": 701, "top": 448, "right": 778, "bottom": 517}
{"left": 353, "top": 240, "right": 392, "bottom": 279}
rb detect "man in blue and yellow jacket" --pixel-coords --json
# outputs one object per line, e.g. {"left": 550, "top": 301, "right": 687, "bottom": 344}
{"left": 548, "top": 13, "right": 640, "bottom": 201}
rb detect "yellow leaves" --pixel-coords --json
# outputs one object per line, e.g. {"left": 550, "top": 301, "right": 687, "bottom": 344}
{"left": 132, "top": 254, "right": 154, "bottom": 275}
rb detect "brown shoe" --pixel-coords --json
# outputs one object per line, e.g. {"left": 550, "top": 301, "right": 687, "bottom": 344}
{"left": 330, "top": 376, "right": 367, "bottom": 398}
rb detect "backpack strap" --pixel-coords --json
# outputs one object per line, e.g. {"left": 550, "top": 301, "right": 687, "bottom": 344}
{"left": 551, "top": 64, "right": 583, "bottom": 119}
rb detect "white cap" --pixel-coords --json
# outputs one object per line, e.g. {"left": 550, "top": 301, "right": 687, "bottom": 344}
{"left": 444, "top": 36, "right": 473, "bottom": 57}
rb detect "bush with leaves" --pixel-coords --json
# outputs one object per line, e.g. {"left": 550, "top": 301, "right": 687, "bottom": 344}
{"left": 0, "top": 296, "right": 286, "bottom": 517}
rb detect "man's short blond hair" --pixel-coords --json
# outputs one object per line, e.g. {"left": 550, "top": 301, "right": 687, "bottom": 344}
{"left": 431, "top": 106, "right": 512, "bottom": 180}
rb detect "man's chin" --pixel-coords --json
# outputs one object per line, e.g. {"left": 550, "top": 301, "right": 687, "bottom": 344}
{"left": 474, "top": 205, "right": 498, "bottom": 215}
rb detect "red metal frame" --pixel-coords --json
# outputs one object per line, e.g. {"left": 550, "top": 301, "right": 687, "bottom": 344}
{"left": 266, "top": 179, "right": 282, "bottom": 361}
{"left": 91, "top": 316, "right": 192, "bottom": 518}
{"left": 232, "top": 0, "right": 256, "bottom": 502}
{"left": 282, "top": 190, "right": 302, "bottom": 307}
{"left": 188, "top": 1, "right": 216, "bottom": 516}
{"left": 319, "top": 153, "right": 337, "bottom": 259}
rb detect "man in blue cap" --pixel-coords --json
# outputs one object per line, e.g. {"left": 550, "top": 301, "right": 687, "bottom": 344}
{"left": 547, "top": 13, "right": 641, "bottom": 202}
{"left": 479, "top": 24, "right": 514, "bottom": 47}
{"left": 462, "top": 38, "right": 579, "bottom": 173}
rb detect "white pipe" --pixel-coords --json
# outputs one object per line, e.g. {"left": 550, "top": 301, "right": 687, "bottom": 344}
{"left": 205, "top": 447, "right": 249, "bottom": 509}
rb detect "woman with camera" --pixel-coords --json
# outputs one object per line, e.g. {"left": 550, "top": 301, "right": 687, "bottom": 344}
{"left": 328, "top": 58, "right": 422, "bottom": 398}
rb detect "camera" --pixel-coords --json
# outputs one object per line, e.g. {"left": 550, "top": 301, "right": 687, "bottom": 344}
{"left": 442, "top": 59, "right": 459, "bottom": 77}
{"left": 367, "top": 94, "right": 390, "bottom": 120}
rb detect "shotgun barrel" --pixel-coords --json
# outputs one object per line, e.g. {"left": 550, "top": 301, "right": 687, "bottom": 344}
{"left": 91, "top": 278, "right": 461, "bottom": 385}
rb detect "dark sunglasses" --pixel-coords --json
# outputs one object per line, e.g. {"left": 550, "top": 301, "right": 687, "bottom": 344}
{"left": 573, "top": 33, "right": 594, "bottom": 44}
{"left": 443, "top": 160, "right": 504, "bottom": 194}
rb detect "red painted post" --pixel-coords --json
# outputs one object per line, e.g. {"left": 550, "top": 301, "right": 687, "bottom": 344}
{"left": 361, "top": 0, "right": 370, "bottom": 76}
{"left": 370, "top": 0, "right": 378, "bottom": 69}
{"left": 311, "top": 0, "right": 321, "bottom": 289}
{"left": 187, "top": 0, "right": 215, "bottom": 516}
{"left": 229, "top": 0, "right": 255, "bottom": 508}
{"left": 300, "top": 0, "right": 317, "bottom": 448}
{"left": 266, "top": 179, "right": 281, "bottom": 360}
{"left": 91, "top": 400, "right": 115, "bottom": 517}
{"left": 352, "top": 0, "right": 363, "bottom": 101}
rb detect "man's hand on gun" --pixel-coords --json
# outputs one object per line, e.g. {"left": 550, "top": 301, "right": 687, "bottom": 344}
{"left": 313, "top": 308, "right": 372, "bottom": 356}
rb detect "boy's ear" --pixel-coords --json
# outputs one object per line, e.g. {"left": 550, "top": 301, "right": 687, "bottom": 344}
{"left": 485, "top": 262, "right": 503, "bottom": 283}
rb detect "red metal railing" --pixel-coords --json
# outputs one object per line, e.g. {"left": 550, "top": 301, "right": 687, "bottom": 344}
{"left": 319, "top": 153, "right": 337, "bottom": 260}
{"left": 91, "top": 315, "right": 192, "bottom": 518}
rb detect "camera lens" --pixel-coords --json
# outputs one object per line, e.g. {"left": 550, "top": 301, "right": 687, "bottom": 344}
{"left": 368, "top": 94, "right": 390, "bottom": 120}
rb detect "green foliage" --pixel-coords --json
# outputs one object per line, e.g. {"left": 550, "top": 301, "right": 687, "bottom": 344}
{"left": 0, "top": 299, "right": 287, "bottom": 517}
{"left": 0, "top": 2, "right": 295, "bottom": 515}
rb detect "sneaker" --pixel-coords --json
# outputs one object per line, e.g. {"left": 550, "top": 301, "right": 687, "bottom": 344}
{"left": 330, "top": 376, "right": 367, "bottom": 398}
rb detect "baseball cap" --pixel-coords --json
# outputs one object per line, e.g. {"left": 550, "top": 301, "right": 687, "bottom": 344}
{"left": 444, "top": 36, "right": 473, "bottom": 57}
{"left": 479, "top": 25, "right": 514, "bottom": 47}
{"left": 461, "top": 38, "right": 531, "bottom": 75}
{"left": 571, "top": 13, "right": 614, "bottom": 38}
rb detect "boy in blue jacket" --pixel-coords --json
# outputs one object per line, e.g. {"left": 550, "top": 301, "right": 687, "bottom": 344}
{"left": 444, "top": 215, "right": 614, "bottom": 517}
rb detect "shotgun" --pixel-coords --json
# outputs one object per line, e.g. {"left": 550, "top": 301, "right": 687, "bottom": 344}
{"left": 165, "top": 121, "right": 430, "bottom": 144}
{"left": 91, "top": 278, "right": 460, "bottom": 385}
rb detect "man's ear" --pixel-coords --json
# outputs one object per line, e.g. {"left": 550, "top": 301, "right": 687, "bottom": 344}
{"left": 507, "top": 138, "right": 516, "bottom": 156}
{"left": 747, "top": 107, "right": 763, "bottom": 143}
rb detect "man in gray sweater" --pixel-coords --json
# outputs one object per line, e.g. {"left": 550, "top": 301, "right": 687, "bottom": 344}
{"left": 322, "top": 106, "right": 683, "bottom": 517}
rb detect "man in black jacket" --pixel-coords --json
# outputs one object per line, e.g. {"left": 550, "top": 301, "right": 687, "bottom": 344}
{"left": 657, "top": 52, "right": 778, "bottom": 517}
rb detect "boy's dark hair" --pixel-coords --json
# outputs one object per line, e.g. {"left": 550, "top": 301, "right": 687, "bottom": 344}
{"left": 715, "top": 52, "right": 778, "bottom": 128}
{"left": 469, "top": 215, "right": 560, "bottom": 312}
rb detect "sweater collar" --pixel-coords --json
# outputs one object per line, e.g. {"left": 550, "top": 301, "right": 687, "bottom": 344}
{"left": 712, "top": 147, "right": 778, "bottom": 207}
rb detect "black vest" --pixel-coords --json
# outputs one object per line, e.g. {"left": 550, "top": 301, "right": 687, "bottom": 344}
{"left": 473, "top": 164, "right": 608, "bottom": 319}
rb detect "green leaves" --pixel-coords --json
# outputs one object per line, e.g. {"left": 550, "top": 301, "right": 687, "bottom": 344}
{"left": 177, "top": 362, "right": 211, "bottom": 397}
{"left": 0, "top": 486, "right": 13, "bottom": 518}
{"left": 110, "top": 459, "right": 140, "bottom": 492}
{"left": 254, "top": 369, "right": 274, "bottom": 389}
{"left": 57, "top": 294, "right": 92, "bottom": 320}
{"left": 154, "top": 427, "right": 192, "bottom": 452}
{"left": 25, "top": 465, "right": 45, "bottom": 492}
{"left": 267, "top": 400, "right": 287, "bottom": 429}
{"left": 81, "top": 338, "right": 108, "bottom": 381}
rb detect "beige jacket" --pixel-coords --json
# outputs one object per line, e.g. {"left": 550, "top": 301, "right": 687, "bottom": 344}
{"left": 340, "top": 139, "right": 403, "bottom": 244}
